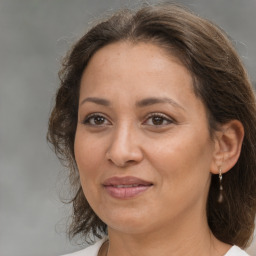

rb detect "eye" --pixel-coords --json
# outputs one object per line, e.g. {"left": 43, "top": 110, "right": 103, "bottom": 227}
{"left": 83, "top": 113, "right": 111, "bottom": 126}
{"left": 143, "top": 113, "right": 174, "bottom": 126}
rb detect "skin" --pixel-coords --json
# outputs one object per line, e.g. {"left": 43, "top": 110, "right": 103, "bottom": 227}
{"left": 74, "top": 42, "right": 234, "bottom": 256}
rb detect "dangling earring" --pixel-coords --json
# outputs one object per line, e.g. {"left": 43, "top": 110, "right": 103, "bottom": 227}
{"left": 218, "top": 167, "right": 224, "bottom": 203}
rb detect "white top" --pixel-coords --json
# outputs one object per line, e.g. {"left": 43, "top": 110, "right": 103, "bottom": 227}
{"left": 61, "top": 238, "right": 250, "bottom": 256}
{"left": 224, "top": 246, "right": 250, "bottom": 256}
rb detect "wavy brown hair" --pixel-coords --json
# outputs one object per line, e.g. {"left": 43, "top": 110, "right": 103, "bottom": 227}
{"left": 47, "top": 3, "right": 256, "bottom": 248}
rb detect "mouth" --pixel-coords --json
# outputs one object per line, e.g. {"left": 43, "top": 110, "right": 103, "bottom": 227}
{"left": 103, "top": 176, "right": 153, "bottom": 199}
{"left": 112, "top": 184, "right": 145, "bottom": 188}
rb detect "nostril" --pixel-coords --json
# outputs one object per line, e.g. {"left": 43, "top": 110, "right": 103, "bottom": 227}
{"left": 105, "top": 142, "right": 144, "bottom": 167}
{"left": 107, "top": 158, "right": 137, "bottom": 168}
{"left": 126, "top": 159, "right": 136, "bottom": 164}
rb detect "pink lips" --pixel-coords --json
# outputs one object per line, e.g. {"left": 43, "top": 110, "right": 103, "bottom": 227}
{"left": 103, "top": 176, "right": 153, "bottom": 199}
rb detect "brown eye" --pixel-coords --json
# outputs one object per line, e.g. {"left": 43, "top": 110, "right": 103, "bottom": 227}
{"left": 143, "top": 113, "right": 174, "bottom": 126}
{"left": 94, "top": 116, "right": 105, "bottom": 125}
{"left": 83, "top": 114, "right": 111, "bottom": 126}
{"left": 152, "top": 116, "right": 164, "bottom": 125}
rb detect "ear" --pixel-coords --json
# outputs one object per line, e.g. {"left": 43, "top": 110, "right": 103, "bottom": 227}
{"left": 210, "top": 120, "right": 244, "bottom": 174}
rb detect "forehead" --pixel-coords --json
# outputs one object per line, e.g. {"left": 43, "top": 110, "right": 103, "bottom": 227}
{"left": 80, "top": 41, "right": 194, "bottom": 96}
{"left": 85, "top": 41, "right": 185, "bottom": 72}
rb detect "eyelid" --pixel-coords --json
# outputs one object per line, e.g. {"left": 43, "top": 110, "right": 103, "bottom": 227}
{"left": 143, "top": 112, "right": 176, "bottom": 126}
{"left": 81, "top": 112, "right": 175, "bottom": 127}
{"left": 82, "top": 112, "right": 112, "bottom": 126}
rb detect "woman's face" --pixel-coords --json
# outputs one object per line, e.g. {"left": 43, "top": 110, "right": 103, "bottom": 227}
{"left": 75, "top": 42, "right": 216, "bottom": 235}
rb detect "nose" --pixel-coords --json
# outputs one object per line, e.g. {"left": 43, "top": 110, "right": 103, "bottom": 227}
{"left": 106, "top": 124, "right": 144, "bottom": 167}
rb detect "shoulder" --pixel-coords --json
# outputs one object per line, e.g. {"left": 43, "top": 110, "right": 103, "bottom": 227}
{"left": 60, "top": 238, "right": 106, "bottom": 256}
{"left": 224, "top": 246, "right": 250, "bottom": 256}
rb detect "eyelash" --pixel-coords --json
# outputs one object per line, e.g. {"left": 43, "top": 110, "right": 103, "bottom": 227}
{"left": 143, "top": 113, "right": 175, "bottom": 126}
{"left": 82, "top": 112, "right": 175, "bottom": 127}
{"left": 83, "top": 113, "right": 111, "bottom": 126}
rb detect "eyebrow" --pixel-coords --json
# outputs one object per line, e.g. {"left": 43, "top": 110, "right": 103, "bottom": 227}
{"left": 80, "top": 97, "right": 110, "bottom": 106}
{"left": 135, "top": 97, "right": 185, "bottom": 110}
{"left": 80, "top": 96, "right": 185, "bottom": 110}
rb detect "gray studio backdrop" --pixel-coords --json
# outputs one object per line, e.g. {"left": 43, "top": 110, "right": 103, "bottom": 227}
{"left": 0, "top": 0, "right": 255, "bottom": 255}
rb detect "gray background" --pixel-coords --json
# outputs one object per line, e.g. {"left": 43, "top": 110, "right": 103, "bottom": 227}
{"left": 0, "top": 0, "right": 255, "bottom": 255}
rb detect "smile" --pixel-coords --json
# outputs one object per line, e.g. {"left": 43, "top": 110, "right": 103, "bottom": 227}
{"left": 113, "top": 184, "right": 141, "bottom": 188}
{"left": 103, "top": 176, "right": 153, "bottom": 199}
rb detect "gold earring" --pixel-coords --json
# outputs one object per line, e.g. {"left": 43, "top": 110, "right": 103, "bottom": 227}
{"left": 218, "top": 167, "right": 224, "bottom": 203}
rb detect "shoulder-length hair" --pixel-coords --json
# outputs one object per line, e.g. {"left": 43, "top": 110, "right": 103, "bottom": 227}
{"left": 47, "top": 3, "right": 256, "bottom": 248}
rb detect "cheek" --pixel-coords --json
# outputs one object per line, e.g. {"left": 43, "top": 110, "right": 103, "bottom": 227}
{"left": 74, "top": 131, "right": 104, "bottom": 187}
{"left": 149, "top": 130, "right": 213, "bottom": 194}
{"left": 74, "top": 132, "right": 106, "bottom": 211}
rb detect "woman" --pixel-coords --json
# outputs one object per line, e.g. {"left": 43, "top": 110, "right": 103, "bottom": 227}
{"left": 48, "top": 3, "right": 256, "bottom": 256}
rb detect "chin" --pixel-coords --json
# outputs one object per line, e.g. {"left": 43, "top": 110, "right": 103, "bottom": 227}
{"left": 100, "top": 208, "right": 153, "bottom": 234}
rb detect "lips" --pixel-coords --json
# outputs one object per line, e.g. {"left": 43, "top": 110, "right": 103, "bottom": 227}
{"left": 103, "top": 176, "right": 153, "bottom": 199}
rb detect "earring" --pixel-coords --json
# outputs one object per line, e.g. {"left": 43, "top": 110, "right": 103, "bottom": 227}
{"left": 217, "top": 167, "right": 224, "bottom": 203}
